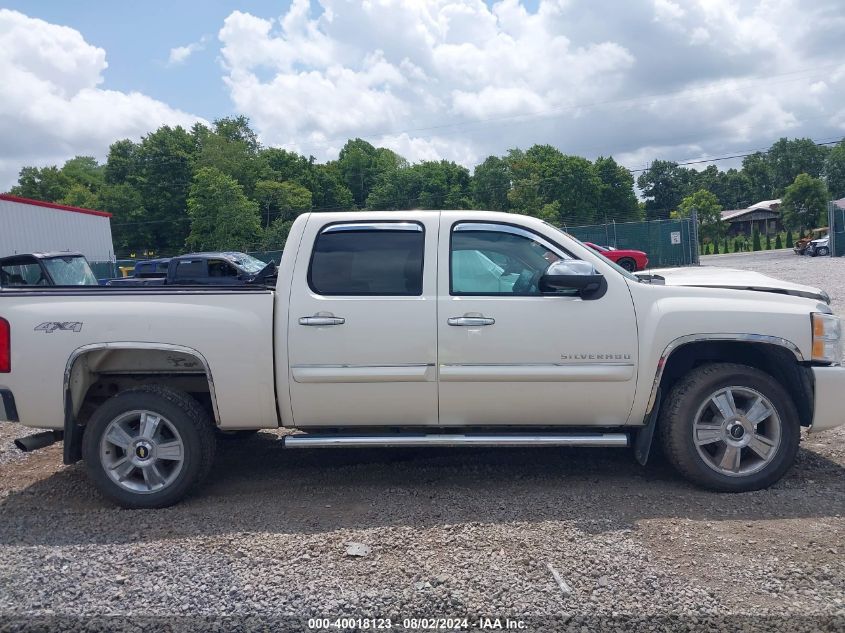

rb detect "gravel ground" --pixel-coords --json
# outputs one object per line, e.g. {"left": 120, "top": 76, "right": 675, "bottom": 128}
{"left": 1, "top": 249, "right": 843, "bottom": 632}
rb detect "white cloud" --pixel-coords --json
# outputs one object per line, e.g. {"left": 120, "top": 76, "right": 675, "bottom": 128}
{"left": 216, "top": 0, "right": 845, "bottom": 172}
{"left": 168, "top": 36, "right": 207, "bottom": 66}
{"left": 0, "top": 9, "right": 204, "bottom": 188}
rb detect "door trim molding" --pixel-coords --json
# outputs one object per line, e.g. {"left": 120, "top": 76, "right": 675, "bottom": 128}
{"left": 439, "top": 363, "right": 634, "bottom": 382}
{"left": 292, "top": 363, "right": 436, "bottom": 383}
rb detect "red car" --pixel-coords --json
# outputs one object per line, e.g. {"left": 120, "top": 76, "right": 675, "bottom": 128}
{"left": 584, "top": 242, "right": 649, "bottom": 272}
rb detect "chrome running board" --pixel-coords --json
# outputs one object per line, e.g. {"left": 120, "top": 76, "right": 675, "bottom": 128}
{"left": 282, "top": 432, "right": 629, "bottom": 449}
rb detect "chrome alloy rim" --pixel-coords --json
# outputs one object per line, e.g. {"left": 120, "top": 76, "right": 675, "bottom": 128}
{"left": 99, "top": 410, "right": 185, "bottom": 493}
{"left": 693, "top": 386, "right": 782, "bottom": 477}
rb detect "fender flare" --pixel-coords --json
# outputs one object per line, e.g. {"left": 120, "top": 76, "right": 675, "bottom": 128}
{"left": 62, "top": 342, "right": 220, "bottom": 464}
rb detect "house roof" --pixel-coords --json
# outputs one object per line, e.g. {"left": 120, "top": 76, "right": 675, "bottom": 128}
{"left": 0, "top": 193, "right": 112, "bottom": 218}
{"left": 720, "top": 198, "right": 781, "bottom": 222}
{"left": 834, "top": 197, "right": 845, "bottom": 210}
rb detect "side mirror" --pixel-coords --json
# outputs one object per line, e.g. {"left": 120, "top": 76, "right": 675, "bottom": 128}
{"left": 539, "top": 260, "right": 603, "bottom": 296}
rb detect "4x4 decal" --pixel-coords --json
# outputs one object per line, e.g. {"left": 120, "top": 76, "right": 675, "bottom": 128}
{"left": 34, "top": 322, "right": 83, "bottom": 333}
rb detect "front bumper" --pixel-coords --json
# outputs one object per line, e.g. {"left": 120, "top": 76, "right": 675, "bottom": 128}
{"left": 0, "top": 389, "right": 19, "bottom": 422}
{"left": 810, "top": 366, "right": 845, "bottom": 432}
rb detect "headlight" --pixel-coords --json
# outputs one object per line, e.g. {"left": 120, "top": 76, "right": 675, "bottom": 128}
{"left": 811, "top": 313, "right": 842, "bottom": 364}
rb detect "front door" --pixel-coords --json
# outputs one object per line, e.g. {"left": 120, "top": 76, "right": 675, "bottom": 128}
{"left": 437, "top": 215, "right": 639, "bottom": 426}
{"left": 287, "top": 214, "right": 439, "bottom": 427}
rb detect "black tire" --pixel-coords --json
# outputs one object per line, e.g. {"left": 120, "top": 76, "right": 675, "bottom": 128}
{"left": 618, "top": 257, "right": 637, "bottom": 272}
{"left": 658, "top": 363, "right": 800, "bottom": 492}
{"left": 82, "top": 385, "right": 216, "bottom": 509}
{"left": 816, "top": 247, "right": 829, "bottom": 256}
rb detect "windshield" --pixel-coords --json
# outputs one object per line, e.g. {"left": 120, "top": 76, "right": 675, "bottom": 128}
{"left": 42, "top": 256, "right": 99, "bottom": 285}
{"left": 231, "top": 254, "right": 268, "bottom": 274}
{"left": 543, "top": 223, "right": 641, "bottom": 282}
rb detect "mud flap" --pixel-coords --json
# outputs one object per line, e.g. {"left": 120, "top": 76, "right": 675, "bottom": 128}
{"left": 634, "top": 388, "right": 661, "bottom": 466}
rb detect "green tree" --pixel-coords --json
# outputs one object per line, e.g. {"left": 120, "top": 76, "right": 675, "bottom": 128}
{"left": 187, "top": 167, "right": 262, "bottom": 251}
{"left": 507, "top": 146, "right": 601, "bottom": 225}
{"left": 786, "top": 230, "right": 793, "bottom": 248}
{"left": 824, "top": 139, "right": 845, "bottom": 199}
{"left": 767, "top": 137, "right": 829, "bottom": 195}
{"left": 11, "top": 166, "right": 71, "bottom": 202}
{"left": 674, "top": 189, "right": 724, "bottom": 242}
{"left": 471, "top": 156, "right": 511, "bottom": 211}
{"left": 765, "top": 233, "right": 771, "bottom": 250}
{"left": 752, "top": 227, "right": 761, "bottom": 251}
{"left": 741, "top": 152, "right": 775, "bottom": 202}
{"left": 194, "top": 117, "right": 262, "bottom": 196}
{"left": 775, "top": 234, "right": 782, "bottom": 249}
{"left": 134, "top": 126, "right": 197, "bottom": 253}
{"left": 263, "top": 219, "right": 294, "bottom": 251}
{"left": 780, "top": 173, "right": 829, "bottom": 233}
{"left": 60, "top": 183, "right": 99, "bottom": 209}
{"left": 254, "top": 180, "right": 312, "bottom": 227}
{"left": 98, "top": 183, "right": 148, "bottom": 254}
{"left": 104, "top": 140, "right": 139, "bottom": 185}
{"left": 367, "top": 160, "right": 471, "bottom": 210}
{"left": 337, "top": 139, "right": 406, "bottom": 207}
{"left": 636, "top": 160, "right": 698, "bottom": 219}
{"left": 593, "top": 156, "right": 640, "bottom": 221}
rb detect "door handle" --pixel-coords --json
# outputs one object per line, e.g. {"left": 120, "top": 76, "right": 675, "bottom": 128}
{"left": 299, "top": 315, "right": 345, "bottom": 326}
{"left": 448, "top": 316, "right": 495, "bottom": 326}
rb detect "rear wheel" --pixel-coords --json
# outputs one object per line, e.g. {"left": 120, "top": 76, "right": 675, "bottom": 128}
{"left": 82, "top": 386, "right": 216, "bottom": 508}
{"left": 617, "top": 257, "right": 637, "bottom": 272}
{"left": 658, "top": 363, "right": 799, "bottom": 492}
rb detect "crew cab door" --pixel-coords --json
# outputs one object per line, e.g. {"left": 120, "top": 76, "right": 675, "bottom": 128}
{"left": 437, "top": 215, "right": 638, "bottom": 426}
{"left": 287, "top": 214, "right": 439, "bottom": 426}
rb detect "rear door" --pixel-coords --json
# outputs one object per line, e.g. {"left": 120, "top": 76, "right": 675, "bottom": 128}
{"left": 286, "top": 214, "right": 439, "bottom": 426}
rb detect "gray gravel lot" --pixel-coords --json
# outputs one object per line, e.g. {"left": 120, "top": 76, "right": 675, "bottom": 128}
{"left": 1, "top": 249, "right": 843, "bottom": 632}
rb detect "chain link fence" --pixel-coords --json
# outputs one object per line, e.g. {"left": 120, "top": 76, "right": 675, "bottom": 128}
{"left": 564, "top": 217, "right": 700, "bottom": 268}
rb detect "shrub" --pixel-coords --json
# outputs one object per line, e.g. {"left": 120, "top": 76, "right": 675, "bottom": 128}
{"left": 765, "top": 233, "right": 771, "bottom": 250}
{"left": 713, "top": 240, "right": 720, "bottom": 254}
{"left": 786, "top": 230, "right": 794, "bottom": 248}
{"left": 775, "top": 234, "right": 782, "bottom": 249}
{"left": 752, "top": 227, "right": 762, "bottom": 251}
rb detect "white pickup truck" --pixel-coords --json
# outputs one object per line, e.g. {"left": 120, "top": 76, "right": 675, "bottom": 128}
{"left": 1, "top": 211, "right": 843, "bottom": 507}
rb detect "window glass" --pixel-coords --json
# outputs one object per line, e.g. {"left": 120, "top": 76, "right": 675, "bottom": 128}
{"left": 41, "top": 257, "right": 98, "bottom": 285}
{"left": 174, "top": 260, "right": 206, "bottom": 280}
{"left": 309, "top": 227, "right": 424, "bottom": 296}
{"left": 451, "top": 226, "right": 565, "bottom": 295}
{"left": 208, "top": 260, "right": 238, "bottom": 278}
{"left": 0, "top": 262, "right": 44, "bottom": 286}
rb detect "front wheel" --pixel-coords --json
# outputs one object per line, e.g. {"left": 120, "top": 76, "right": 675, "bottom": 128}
{"left": 617, "top": 257, "right": 637, "bottom": 272}
{"left": 816, "top": 246, "right": 829, "bottom": 256}
{"left": 658, "top": 363, "right": 799, "bottom": 492}
{"left": 82, "top": 386, "right": 216, "bottom": 508}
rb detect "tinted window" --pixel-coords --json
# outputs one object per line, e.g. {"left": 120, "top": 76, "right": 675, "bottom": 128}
{"left": 451, "top": 226, "right": 566, "bottom": 296}
{"left": 208, "top": 260, "right": 238, "bottom": 278}
{"left": 174, "top": 260, "right": 206, "bottom": 280}
{"left": 309, "top": 227, "right": 424, "bottom": 296}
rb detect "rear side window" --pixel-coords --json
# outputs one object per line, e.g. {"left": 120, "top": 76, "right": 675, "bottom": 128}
{"left": 309, "top": 224, "right": 424, "bottom": 296}
{"left": 174, "top": 260, "right": 206, "bottom": 280}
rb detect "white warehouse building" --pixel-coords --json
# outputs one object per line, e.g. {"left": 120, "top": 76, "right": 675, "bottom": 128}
{"left": 0, "top": 194, "right": 115, "bottom": 266}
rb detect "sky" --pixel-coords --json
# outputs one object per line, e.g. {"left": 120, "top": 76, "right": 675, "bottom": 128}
{"left": 2, "top": 0, "right": 845, "bottom": 189}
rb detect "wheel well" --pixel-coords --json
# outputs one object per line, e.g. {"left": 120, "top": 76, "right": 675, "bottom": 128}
{"left": 65, "top": 346, "right": 219, "bottom": 441}
{"left": 655, "top": 341, "right": 814, "bottom": 426}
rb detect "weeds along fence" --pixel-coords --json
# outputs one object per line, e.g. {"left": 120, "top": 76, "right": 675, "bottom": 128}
{"left": 565, "top": 217, "right": 700, "bottom": 268}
